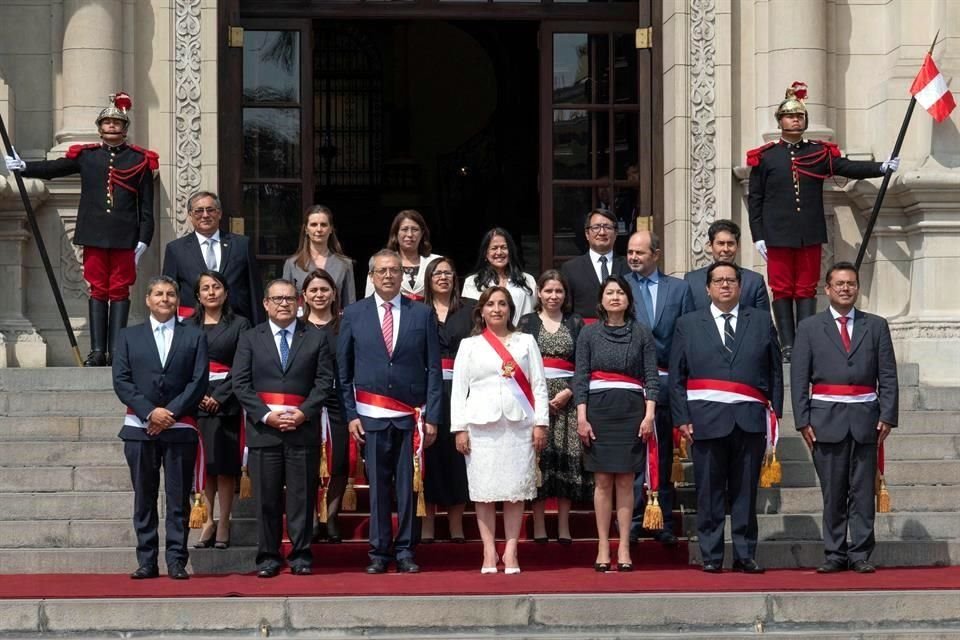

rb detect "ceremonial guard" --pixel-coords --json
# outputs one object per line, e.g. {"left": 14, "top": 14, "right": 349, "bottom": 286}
{"left": 746, "top": 83, "right": 898, "bottom": 361}
{"left": 5, "top": 92, "right": 158, "bottom": 366}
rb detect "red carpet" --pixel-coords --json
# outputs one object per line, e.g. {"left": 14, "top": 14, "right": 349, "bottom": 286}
{"left": 3, "top": 566, "right": 959, "bottom": 599}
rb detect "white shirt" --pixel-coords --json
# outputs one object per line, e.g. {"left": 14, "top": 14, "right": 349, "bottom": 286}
{"left": 196, "top": 230, "right": 222, "bottom": 271}
{"left": 710, "top": 303, "right": 739, "bottom": 343}
{"left": 149, "top": 315, "right": 176, "bottom": 365}
{"left": 374, "top": 292, "right": 402, "bottom": 353}
{"left": 829, "top": 306, "right": 855, "bottom": 340}
{"left": 268, "top": 318, "right": 296, "bottom": 359}
{"left": 589, "top": 248, "right": 615, "bottom": 283}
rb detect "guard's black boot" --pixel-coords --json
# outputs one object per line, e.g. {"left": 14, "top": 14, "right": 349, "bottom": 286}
{"left": 795, "top": 297, "right": 818, "bottom": 327}
{"left": 106, "top": 299, "right": 131, "bottom": 366}
{"left": 772, "top": 298, "right": 796, "bottom": 363}
{"left": 83, "top": 299, "right": 109, "bottom": 367}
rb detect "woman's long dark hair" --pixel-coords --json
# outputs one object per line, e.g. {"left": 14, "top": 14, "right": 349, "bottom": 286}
{"left": 291, "top": 205, "right": 351, "bottom": 272}
{"left": 470, "top": 286, "right": 517, "bottom": 336}
{"left": 191, "top": 270, "right": 235, "bottom": 325}
{"left": 423, "top": 257, "right": 463, "bottom": 314}
{"left": 302, "top": 268, "right": 341, "bottom": 333}
{"left": 470, "top": 227, "right": 532, "bottom": 294}
{"left": 595, "top": 275, "right": 635, "bottom": 323}
{"left": 385, "top": 209, "right": 433, "bottom": 257}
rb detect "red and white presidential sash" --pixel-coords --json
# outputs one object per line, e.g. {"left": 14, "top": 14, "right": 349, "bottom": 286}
{"left": 441, "top": 358, "right": 455, "bottom": 381}
{"left": 208, "top": 360, "right": 230, "bottom": 382}
{"left": 542, "top": 357, "right": 575, "bottom": 380}
{"left": 257, "top": 391, "right": 306, "bottom": 415}
{"left": 657, "top": 367, "right": 669, "bottom": 379}
{"left": 481, "top": 329, "right": 535, "bottom": 418}
{"left": 123, "top": 408, "right": 206, "bottom": 491}
{"left": 177, "top": 306, "right": 195, "bottom": 322}
{"left": 589, "top": 371, "right": 645, "bottom": 393}
{"left": 355, "top": 389, "right": 426, "bottom": 473}
{"left": 686, "top": 378, "right": 779, "bottom": 453}
{"left": 811, "top": 384, "right": 878, "bottom": 403}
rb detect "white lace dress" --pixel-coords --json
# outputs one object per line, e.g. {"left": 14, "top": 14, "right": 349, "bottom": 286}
{"left": 450, "top": 332, "right": 550, "bottom": 503}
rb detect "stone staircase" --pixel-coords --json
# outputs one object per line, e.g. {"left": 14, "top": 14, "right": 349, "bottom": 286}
{"left": 0, "top": 364, "right": 957, "bottom": 573}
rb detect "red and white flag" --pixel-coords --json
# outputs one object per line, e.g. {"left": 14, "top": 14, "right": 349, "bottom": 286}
{"left": 910, "top": 53, "right": 956, "bottom": 123}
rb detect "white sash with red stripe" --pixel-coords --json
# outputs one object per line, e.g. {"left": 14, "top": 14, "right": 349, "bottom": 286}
{"left": 123, "top": 408, "right": 205, "bottom": 491}
{"left": 811, "top": 383, "right": 878, "bottom": 403}
{"left": 441, "top": 358, "right": 455, "bottom": 381}
{"left": 686, "top": 378, "right": 779, "bottom": 452}
{"left": 481, "top": 329, "right": 536, "bottom": 419}
{"left": 589, "top": 371, "right": 645, "bottom": 392}
{"left": 542, "top": 357, "right": 575, "bottom": 380}
{"left": 208, "top": 360, "right": 230, "bottom": 382}
{"left": 177, "top": 306, "right": 195, "bottom": 322}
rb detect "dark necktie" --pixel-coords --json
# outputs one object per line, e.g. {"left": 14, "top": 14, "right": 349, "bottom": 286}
{"left": 838, "top": 316, "right": 851, "bottom": 352}
{"left": 599, "top": 255, "right": 609, "bottom": 281}
{"left": 638, "top": 276, "right": 655, "bottom": 326}
{"left": 278, "top": 329, "right": 290, "bottom": 370}
{"left": 722, "top": 313, "right": 735, "bottom": 352}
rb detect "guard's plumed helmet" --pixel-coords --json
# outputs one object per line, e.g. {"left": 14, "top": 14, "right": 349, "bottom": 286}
{"left": 95, "top": 92, "right": 132, "bottom": 129}
{"left": 775, "top": 81, "right": 808, "bottom": 126}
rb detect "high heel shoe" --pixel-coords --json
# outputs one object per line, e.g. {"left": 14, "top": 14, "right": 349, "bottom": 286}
{"left": 481, "top": 554, "right": 499, "bottom": 574}
{"left": 617, "top": 562, "right": 634, "bottom": 572}
{"left": 504, "top": 566, "right": 521, "bottom": 575}
{"left": 193, "top": 523, "right": 217, "bottom": 549}
{"left": 594, "top": 562, "right": 611, "bottom": 573}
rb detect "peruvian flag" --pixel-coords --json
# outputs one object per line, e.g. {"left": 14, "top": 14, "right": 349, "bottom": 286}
{"left": 910, "top": 53, "right": 956, "bottom": 122}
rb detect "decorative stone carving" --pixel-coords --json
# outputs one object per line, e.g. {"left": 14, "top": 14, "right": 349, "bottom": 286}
{"left": 174, "top": 0, "right": 202, "bottom": 237}
{"left": 59, "top": 217, "right": 88, "bottom": 298}
{"left": 689, "top": 0, "right": 717, "bottom": 267}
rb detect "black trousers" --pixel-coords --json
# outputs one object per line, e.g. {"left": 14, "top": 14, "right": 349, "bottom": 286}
{"left": 365, "top": 425, "right": 417, "bottom": 563}
{"left": 632, "top": 403, "right": 675, "bottom": 534}
{"left": 249, "top": 443, "right": 318, "bottom": 571}
{"left": 691, "top": 426, "right": 765, "bottom": 565}
{"left": 123, "top": 439, "right": 196, "bottom": 570}
{"left": 812, "top": 436, "right": 878, "bottom": 564}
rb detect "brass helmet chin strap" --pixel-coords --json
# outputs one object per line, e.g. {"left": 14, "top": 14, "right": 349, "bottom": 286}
{"left": 775, "top": 81, "right": 808, "bottom": 132}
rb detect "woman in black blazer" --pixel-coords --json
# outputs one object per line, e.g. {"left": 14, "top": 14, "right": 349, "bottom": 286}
{"left": 190, "top": 270, "right": 251, "bottom": 549}
{"left": 517, "top": 270, "right": 591, "bottom": 544}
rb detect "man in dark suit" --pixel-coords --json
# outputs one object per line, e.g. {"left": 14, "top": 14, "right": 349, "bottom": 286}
{"left": 162, "top": 191, "right": 263, "bottom": 323}
{"left": 791, "top": 262, "right": 898, "bottom": 574}
{"left": 670, "top": 261, "right": 783, "bottom": 573}
{"left": 625, "top": 231, "right": 695, "bottom": 546}
{"left": 112, "top": 275, "right": 208, "bottom": 580}
{"left": 561, "top": 209, "right": 629, "bottom": 320}
{"left": 685, "top": 219, "right": 770, "bottom": 313}
{"left": 232, "top": 279, "right": 333, "bottom": 577}
{"left": 338, "top": 249, "right": 443, "bottom": 574}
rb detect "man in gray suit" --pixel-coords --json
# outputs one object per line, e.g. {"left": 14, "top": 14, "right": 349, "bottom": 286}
{"left": 625, "top": 230, "right": 695, "bottom": 546}
{"left": 791, "top": 261, "right": 898, "bottom": 574}
{"left": 685, "top": 219, "right": 770, "bottom": 314}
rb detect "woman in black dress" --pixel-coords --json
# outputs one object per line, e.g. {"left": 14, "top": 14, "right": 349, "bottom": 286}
{"left": 421, "top": 257, "right": 473, "bottom": 542}
{"left": 301, "top": 268, "right": 349, "bottom": 542}
{"left": 575, "top": 276, "right": 658, "bottom": 571}
{"left": 518, "top": 270, "right": 590, "bottom": 544}
{"left": 190, "top": 270, "right": 251, "bottom": 549}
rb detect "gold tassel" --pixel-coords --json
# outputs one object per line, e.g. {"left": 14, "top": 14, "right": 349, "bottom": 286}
{"left": 317, "top": 486, "right": 328, "bottom": 524}
{"left": 188, "top": 493, "right": 207, "bottom": 529}
{"left": 877, "top": 475, "right": 891, "bottom": 513}
{"left": 670, "top": 449, "right": 684, "bottom": 485}
{"left": 642, "top": 491, "right": 664, "bottom": 531}
{"left": 759, "top": 453, "right": 773, "bottom": 488}
{"left": 535, "top": 452, "right": 543, "bottom": 488}
{"left": 416, "top": 488, "right": 426, "bottom": 517}
{"left": 319, "top": 441, "right": 330, "bottom": 480}
{"left": 678, "top": 437, "right": 689, "bottom": 460}
{"left": 239, "top": 466, "right": 253, "bottom": 499}
{"left": 412, "top": 455, "right": 422, "bottom": 493}
{"left": 767, "top": 451, "right": 782, "bottom": 485}
{"left": 343, "top": 478, "right": 357, "bottom": 512}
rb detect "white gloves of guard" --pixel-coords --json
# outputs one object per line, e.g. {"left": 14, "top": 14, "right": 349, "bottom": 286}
{"left": 4, "top": 148, "right": 25, "bottom": 172}
{"left": 135, "top": 242, "right": 148, "bottom": 267}
{"left": 881, "top": 156, "right": 901, "bottom": 173}
{"left": 755, "top": 240, "right": 768, "bottom": 262}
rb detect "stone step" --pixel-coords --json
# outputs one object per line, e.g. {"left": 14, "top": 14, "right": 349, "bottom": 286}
{"left": 674, "top": 459, "right": 960, "bottom": 487}
{"left": 771, "top": 434, "right": 960, "bottom": 461}
{"left": 0, "top": 390, "right": 124, "bottom": 417}
{"left": 679, "top": 512, "right": 960, "bottom": 542}
{"left": 0, "top": 416, "right": 119, "bottom": 441}
{"left": 4, "top": 589, "right": 960, "bottom": 636}
{"left": 0, "top": 465, "right": 130, "bottom": 492}
{"left": 0, "top": 441, "right": 123, "bottom": 466}
{"left": 775, "top": 411, "right": 960, "bottom": 434}
{"left": 757, "top": 485, "right": 960, "bottom": 514}
{"left": 689, "top": 539, "right": 960, "bottom": 568}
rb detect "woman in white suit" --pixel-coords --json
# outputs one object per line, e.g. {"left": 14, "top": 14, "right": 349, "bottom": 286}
{"left": 451, "top": 286, "right": 549, "bottom": 574}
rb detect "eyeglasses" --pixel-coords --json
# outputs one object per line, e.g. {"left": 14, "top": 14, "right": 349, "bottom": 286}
{"left": 431, "top": 270, "right": 454, "bottom": 279}
{"left": 587, "top": 224, "right": 616, "bottom": 233}
{"left": 191, "top": 206, "right": 220, "bottom": 216}
{"left": 373, "top": 267, "right": 401, "bottom": 276}
{"left": 709, "top": 277, "right": 739, "bottom": 286}
{"left": 266, "top": 296, "right": 297, "bottom": 305}
{"left": 829, "top": 281, "right": 859, "bottom": 290}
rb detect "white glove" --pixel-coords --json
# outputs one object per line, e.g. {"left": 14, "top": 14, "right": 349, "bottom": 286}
{"left": 881, "top": 156, "right": 900, "bottom": 173}
{"left": 4, "top": 148, "right": 25, "bottom": 172}
{"left": 755, "top": 240, "right": 768, "bottom": 262}
{"left": 134, "top": 242, "right": 148, "bottom": 267}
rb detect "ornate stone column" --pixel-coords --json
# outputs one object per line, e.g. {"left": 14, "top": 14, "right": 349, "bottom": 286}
{"left": 53, "top": 0, "right": 123, "bottom": 152}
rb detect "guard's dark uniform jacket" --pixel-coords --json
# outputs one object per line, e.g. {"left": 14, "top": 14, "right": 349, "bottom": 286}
{"left": 22, "top": 142, "right": 157, "bottom": 249}
{"left": 747, "top": 139, "right": 883, "bottom": 248}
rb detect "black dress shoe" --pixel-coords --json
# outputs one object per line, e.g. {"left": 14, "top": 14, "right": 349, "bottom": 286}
{"left": 366, "top": 560, "right": 388, "bottom": 574}
{"left": 654, "top": 531, "right": 679, "bottom": 547}
{"left": 617, "top": 562, "right": 634, "bottom": 572}
{"left": 702, "top": 562, "right": 722, "bottom": 573}
{"left": 291, "top": 566, "right": 312, "bottom": 576}
{"left": 130, "top": 565, "right": 159, "bottom": 580}
{"left": 850, "top": 559, "right": 876, "bottom": 574}
{"left": 396, "top": 558, "right": 420, "bottom": 573}
{"left": 450, "top": 536, "right": 466, "bottom": 544}
{"left": 594, "top": 562, "right": 611, "bottom": 573}
{"left": 257, "top": 566, "right": 281, "bottom": 578}
{"left": 167, "top": 563, "right": 190, "bottom": 580}
{"left": 533, "top": 536, "right": 548, "bottom": 544}
{"left": 557, "top": 536, "right": 573, "bottom": 545}
{"left": 732, "top": 559, "right": 765, "bottom": 574}
{"left": 817, "top": 560, "right": 848, "bottom": 574}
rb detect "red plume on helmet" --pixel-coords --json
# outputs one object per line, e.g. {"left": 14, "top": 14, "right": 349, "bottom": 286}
{"left": 790, "top": 82, "right": 808, "bottom": 102}
{"left": 113, "top": 92, "right": 133, "bottom": 112}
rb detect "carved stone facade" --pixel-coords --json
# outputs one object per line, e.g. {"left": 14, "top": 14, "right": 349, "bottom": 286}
{"left": 688, "top": 0, "right": 717, "bottom": 268}
{"left": 174, "top": 0, "right": 203, "bottom": 237}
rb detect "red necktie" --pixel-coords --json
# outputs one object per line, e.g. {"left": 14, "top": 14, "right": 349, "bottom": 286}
{"left": 381, "top": 301, "right": 394, "bottom": 358}
{"left": 838, "top": 316, "right": 851, "bottom": 352}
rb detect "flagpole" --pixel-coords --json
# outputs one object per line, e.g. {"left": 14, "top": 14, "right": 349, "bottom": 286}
{"left": 855, "top": 31, "right": 940, "bottom": 271}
